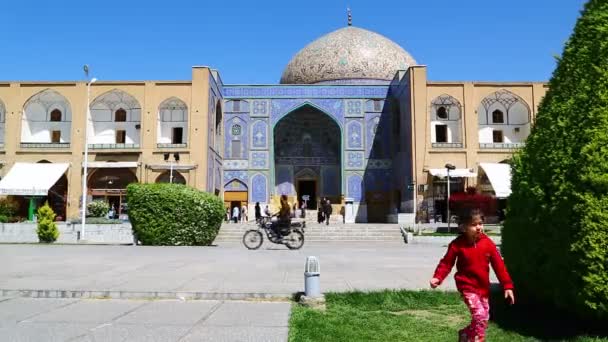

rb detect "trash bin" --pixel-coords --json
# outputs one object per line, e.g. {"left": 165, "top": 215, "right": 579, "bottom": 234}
{"left": 304, "top": 256, "right": 321, "bottom": 297}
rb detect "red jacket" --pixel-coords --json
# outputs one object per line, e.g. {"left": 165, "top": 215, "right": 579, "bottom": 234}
{"left": 433, "top": 233, "right": 514, "bottom": 298}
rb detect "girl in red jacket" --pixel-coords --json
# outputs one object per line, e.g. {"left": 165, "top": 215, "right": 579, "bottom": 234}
{"left": 429, "top": 208, "right": 515, "bottom": 342}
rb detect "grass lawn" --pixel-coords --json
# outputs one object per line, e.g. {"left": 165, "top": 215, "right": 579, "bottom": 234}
{"left": 289, "top": 290, "right": 607, "bottom": 342}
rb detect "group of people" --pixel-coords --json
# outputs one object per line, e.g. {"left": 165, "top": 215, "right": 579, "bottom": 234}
{"left": 226, "top": 205, "right": 248, "bottom": 223}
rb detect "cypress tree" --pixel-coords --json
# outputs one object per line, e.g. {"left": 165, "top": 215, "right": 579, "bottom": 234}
{"left": 503, "top": 0, "right": 608, "bottom": 319}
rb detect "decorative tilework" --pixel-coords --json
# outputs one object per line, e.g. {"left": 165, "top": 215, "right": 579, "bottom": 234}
{"left": 346, "top": 120, "right": 364, "bottom": 150}
{"left": 224, "top": 86, "right": 389, "bottom": 99}
{"left": 225, "top": 179, "right": 248, "bottom": 192}
{"left": 251, "top": 173, "right": 268, "bottom": 203}
{"left": 364, "top": 169, "right": 392, "bottom": 191}
{"left": 252, "top": 100, "right": 268, "bottom": 116}
{"left": 250, "top": 120, "right": 268, "bottom": 149}
{"left": 215, "top": 166, "right": 222, "bottom": 190}
{"left": 366, "top": 115, "right": 381, "bottom": 155}
{"left": 279, "top": 27, "right": 416, "bottom": 84}
{"left": 347, "top": 174, "right": 363, "bottom": 201}
{"left": 345, "top": 100, "right": 364, "bottom": 117}
{"left": 271, "top": 99, "right": 344, "bottom": 126}
{"left": 346, "top": 151, "right": 365, "bottom": 170}
{"left": 250, "top": 151, "right": 269, "bottom": 169}
{"left": 224, "top": 160, "right": 248, "bottom": 169}
{"left": 225, "top": 116, "right": 248, "bottom": 159}
{"left": 224, "top": 170, "right": 248, "bottom": 185}
{"left": 276, "top": 165, "right": 294, "bottom": 195}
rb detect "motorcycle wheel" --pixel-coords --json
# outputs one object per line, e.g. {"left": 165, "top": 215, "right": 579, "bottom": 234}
{"left": 284, "top": 230, "right": 304, "bottom": 250}
{"left": 243, "top": 230, "right": 263, "bottom": 250}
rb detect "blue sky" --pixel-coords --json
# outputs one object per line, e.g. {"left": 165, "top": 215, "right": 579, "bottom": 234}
{"left": 0, "top": 0, "right": 586, "bottom": 84}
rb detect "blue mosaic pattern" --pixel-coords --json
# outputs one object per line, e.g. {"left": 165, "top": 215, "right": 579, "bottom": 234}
{"left": 367, "top": 159, "right": 392, "bottom": 169}
{"left": 250, "top": 151, "right": 269, "bottom": 169}
{"left": 346, "top": 100, "right": 363, "bottom": 117}
{"left": 271, "top": 99, "right": 344, "bottom": 126}
{"left": 251, "top": 173, "right": 268, "bottom": 203}
{"left": 225, "top": 116, "right": 248, "bottom": 159}
{"left": 346, "top": 151, "right": 365, "bottom": 170}
{"left": 215, "top": 165, "right": 222, "bottom": 191}
{"left": 225, "top": 99, "right": 250, "bottom": 113}
{"left": 366, "top": 116, "right": 380, "bottom": 156}
{"left": 252, "top": 100, "right": 268, "bottom": 116}
{"left": 364, "top": 169, "right": 392, "bottom": 191}
{"left": 347, "top": 174, "right": 363, "bottom": 201}
{"left": 224, "top": 86, "right": 389, "bottom": 99}
{"left": 225, "top": 179, "right": 248, "bottom": 191}
{"left": 223, "top": 160, "right": 248, "bottom": 169}
{"left": 276, "top": 165, "right": 294, "bottom": 195}
{"left": 250, "top": 120, "right": 268, "bottom": 149}
{"left": 346, "top": 120, "right": 363, "bottom": 149}
{"left": 224, "top": 170, "right": 248, "bottom": 185}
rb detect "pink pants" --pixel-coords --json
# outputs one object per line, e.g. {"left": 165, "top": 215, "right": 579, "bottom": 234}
{"left": 459, "top": 292, "right": 490, "bottom": 341}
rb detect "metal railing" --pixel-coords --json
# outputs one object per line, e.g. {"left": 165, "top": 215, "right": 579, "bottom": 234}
{"left": 89, "top": 143, "right": 140, "bottom": 150}
{"left": 20, "top": 142, "right": 71, "bottom": 149}
{"left": 157, "top": 143, "right": 187, "bottom": 149}
{"left": 432, "top": 142, "right": 463, "bottom": 148}
{"left": 479, "top": 142, "right": 525, "bottom": 149}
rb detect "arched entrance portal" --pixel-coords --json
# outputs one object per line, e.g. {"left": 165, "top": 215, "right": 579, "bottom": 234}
{"left": 274, "top": 105, "right": 341, "bottom": 210}
{"left": 88, "top": 168, "right": 138, "bottom": 219}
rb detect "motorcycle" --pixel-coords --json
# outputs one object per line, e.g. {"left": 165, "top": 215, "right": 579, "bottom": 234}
{"left": 242, "top": 216, "right": 305, "bottom": 250}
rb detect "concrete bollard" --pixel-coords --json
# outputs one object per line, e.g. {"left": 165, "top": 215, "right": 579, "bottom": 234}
{"left": 304, "top": 256, "right": 321, "bottom": 298}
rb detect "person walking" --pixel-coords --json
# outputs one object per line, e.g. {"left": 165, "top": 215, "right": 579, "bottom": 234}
{"left": 241, "top": 205, "right": 248, "bottom": 223}
{"left": 254, "top": 202, "right": 261, "bottom": 223}
{"left": 323, "top": 198, "right": 332, "bottom": 225}
{"left": 429, "top": 207, "right": 514, "bottom": 342}
{"left": 232, "top": 206, "right": 239, "bottom": 223}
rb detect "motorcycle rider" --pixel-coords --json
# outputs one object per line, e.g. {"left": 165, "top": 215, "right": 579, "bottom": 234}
{"left": 272, "top": 195, "right": 292, "bottom": 238}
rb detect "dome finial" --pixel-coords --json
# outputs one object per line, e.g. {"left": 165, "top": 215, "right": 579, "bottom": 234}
{"left": 347, "top": 7, "right": 352, "bottom": 26}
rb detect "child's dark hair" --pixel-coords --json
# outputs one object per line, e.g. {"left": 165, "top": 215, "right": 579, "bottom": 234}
{"left": 458, "top": 207, "right": 484, "bottom": 226}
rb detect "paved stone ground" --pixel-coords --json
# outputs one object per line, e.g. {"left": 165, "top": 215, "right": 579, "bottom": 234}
{"left": 0, "top": 242, "right": 464, "bottom": 296}
{"left": 1, "top": 242, "right": 501, "bottom": 341}
{"left": 0, "top": 297, "right": 289, "bottom": 342}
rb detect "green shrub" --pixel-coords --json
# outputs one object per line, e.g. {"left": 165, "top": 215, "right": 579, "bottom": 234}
{"left": 503, "top": 0, "right": 608, "bottom": 320}
{"left": 126, "top": 183, "right": 224, "bottom": 245}
{"left": 87, "top": 200, "right": 110, "bottom": 218}
{"left": 0, "top": 198, "right": 19, "bottom": 218}
{"left": 0, "top": 215, "right": 8, "bottom": 223}
{"left": 36, "top": 202, "right": 59, "bottom": 243}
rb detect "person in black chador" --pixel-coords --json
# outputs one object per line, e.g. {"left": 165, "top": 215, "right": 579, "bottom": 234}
{"left": 254, "top": 202, "right": 261, "bottom": 223}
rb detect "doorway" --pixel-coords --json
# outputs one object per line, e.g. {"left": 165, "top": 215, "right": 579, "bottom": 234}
{"left": 297, "top": 180, "right": 316, "bottom": 210}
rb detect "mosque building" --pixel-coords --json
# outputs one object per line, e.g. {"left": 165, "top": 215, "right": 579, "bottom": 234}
{"left": 0, "top": 16, "right": 547, "bottom": 223}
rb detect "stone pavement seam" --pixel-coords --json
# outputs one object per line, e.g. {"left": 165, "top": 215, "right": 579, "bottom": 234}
{"left": 176, "top": 300, "right": 223, "bottom": 342}
{"left": 65, "top": 300, "right": 152, "bottom": 342}
{"left": 17, "top": 298, "right": 81, "bottom": 324}
{"left": 0, "top": 289, "right": 295, "bottom": 301}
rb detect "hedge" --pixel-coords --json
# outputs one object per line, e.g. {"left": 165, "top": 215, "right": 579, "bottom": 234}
{"left": 503, "top": 0, "right": 608, "bottom": 320}
{"left": 126, "top": 183, "right": 224, "bottom": 246}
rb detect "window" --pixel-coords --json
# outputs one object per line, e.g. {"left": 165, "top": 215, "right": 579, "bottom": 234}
{"left": 373, "top": 100, "right": 382, "bottom": 112}
{"left": 115, "top": 109, "right": 127, "bottom": 122}
{"left": 493, "top": 130, "right": 504, "bottom": 143}
{"left": 436, "top": 106, "right": 448, "bottom": 120}
{"left": 231, "top": 140, "right": 241, "bottom": 159}
{"left": 116, "top": 130, "right": 126, "bottom": 144}
{"left": 492, "top": 110, "right": 504, "bottom": 124}
{"left": 435, "top": 124, "right": 448, "bottom": 143}
{"left": 50, "top": 109, "right": 62, "bottom": 122}
{"left": 51, "top": 130, "right": 61, "bottom": 143}
{"left": 172, "top": 127, "right": 183, "bottom": 144}
{"left": 233, "top": 100, "right": 240, "bottom": 112}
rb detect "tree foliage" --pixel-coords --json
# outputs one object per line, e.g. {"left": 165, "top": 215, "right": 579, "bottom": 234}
{"left": 503, "top": 0, "right": 608, "bottom": 319}
{"left": 37, "top": 202, "right": 59, "bottom": 243}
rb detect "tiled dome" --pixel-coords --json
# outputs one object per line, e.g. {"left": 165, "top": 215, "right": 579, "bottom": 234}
{"left": 280, "top": 26, "right": 416, "bottom": 84}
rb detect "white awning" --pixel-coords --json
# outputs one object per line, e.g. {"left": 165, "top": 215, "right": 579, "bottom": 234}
{"left": 428, "top": 168, "right": 477, "bottom": 178}
{"left": 146, "top": 164, "right": 197, "bottom": 171}
{"left": 83, "top": 162, "right": 139, "bottom": 168}
{"left": 0, "top": 163, "right": 69, "bottom": 196}
{"left": 479, "top": 163, "right": 512, "bottom": 198}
